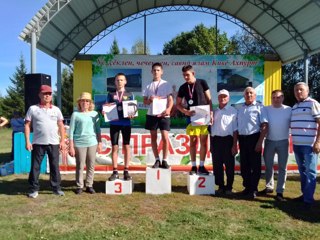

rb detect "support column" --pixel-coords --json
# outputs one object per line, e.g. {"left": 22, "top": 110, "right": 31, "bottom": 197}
{"left": 304, "top": 49, "right": 309, "bottom": 85}
{"left": 144, "top": 15, "right": 147, "bottom": 55}
{"left": 215, "top": 15, "right": 218, "bottom": 55}
{"left": 31, "top": 31, "right": 37, "bottom": 73}
{"left": 57, "top": 52, "right": 62, "bottom": 109}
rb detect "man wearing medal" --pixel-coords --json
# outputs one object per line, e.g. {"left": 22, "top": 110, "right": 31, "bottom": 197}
{"left": 143, "top": 62, "right": 173, "bottom": 169}
{"left": 105, "top": 73, "right": 135, "bottom": 181}
{"left": 176, "top": 65, "right": 214, "bottom": 175}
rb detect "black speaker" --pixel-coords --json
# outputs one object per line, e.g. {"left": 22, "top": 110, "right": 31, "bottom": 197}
{"left": 24, "top": 73, "right": 51, "bottom": 113}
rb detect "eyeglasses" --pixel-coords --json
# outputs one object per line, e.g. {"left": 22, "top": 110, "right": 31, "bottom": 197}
{"left": 42, "top": 92, "right": 52, "bottom": 96}
{"left": 80, "top": 99, "right": 90, "bottom": 102}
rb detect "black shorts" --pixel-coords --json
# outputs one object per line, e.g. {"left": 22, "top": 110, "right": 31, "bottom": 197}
{"left": 145, "top": 115, "right": 170, "bottom": 131}
{"left": 110, "top": 125, "right": 131, "bottom": 146}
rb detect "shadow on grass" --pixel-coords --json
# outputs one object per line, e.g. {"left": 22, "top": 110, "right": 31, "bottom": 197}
{"left": 0, "top": 177, "right": 78, "bottom": 195}
{"left": 0, "top": 152, "right": 11, "bottom": 164}
{"left": 213, "top": 189, "right": 320, "bottom": 223}
{"left": 257, "top": 197, "right": 320, "bottom": 223}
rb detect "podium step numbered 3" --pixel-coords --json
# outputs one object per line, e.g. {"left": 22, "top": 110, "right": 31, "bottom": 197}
{"left": 187, "top": 174, "right": 215, "bottom": 195}
{"left": 105, "top": 179, "right": 133, "bottom": 195}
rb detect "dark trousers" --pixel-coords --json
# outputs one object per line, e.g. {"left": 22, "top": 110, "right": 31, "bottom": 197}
{"left": 28, "top": 144, "right": 61, "bottom": 192}
{"left": 238, "top": 132, "right": 261, "bottom": 192}
{"left": 210, "top": 135, "right": 235, "bottom": 190}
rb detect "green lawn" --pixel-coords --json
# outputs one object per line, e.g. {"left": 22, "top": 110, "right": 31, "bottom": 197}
{"left": 0, "top": 127, "right": 12, "bottom": 164}
{"left": 0, "top": 127, "right": 319, "bottom": 239}
{"left": 0, "top": 174, "right": 319, "bottom": 240}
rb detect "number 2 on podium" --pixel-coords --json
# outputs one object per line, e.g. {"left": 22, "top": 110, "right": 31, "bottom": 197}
{"left": 115, "top": 182, "right": 122, "bottom": 193}
{"left": 198, "top": 177, "right": 206, "bottom": 188}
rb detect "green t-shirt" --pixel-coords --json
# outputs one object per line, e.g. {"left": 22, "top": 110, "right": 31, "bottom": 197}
{"left": 69, "top": 111, "right": 101, "bottom": 147}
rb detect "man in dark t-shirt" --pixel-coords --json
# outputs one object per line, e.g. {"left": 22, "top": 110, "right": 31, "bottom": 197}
{"left": 176, "top": 65, "right": 213, "bottom": 175}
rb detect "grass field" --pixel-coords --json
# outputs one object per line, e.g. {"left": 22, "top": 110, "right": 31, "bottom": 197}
{"left": 0, "top": 128, "right": 12, "bottom": 164}
{"left": 0, "top": 128, "right": 320, "bottom": 240}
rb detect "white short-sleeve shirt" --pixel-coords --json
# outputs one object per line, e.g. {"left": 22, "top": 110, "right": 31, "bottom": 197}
{"left": 237, "top": 101, "right": 268, "bottom": 135}
{"left": 265, "top": 105, "right": 291, "bottom": 141}
{"left": 143, "top": 79, "right": 172, "bottom": 116}
{"left": 25, "top": 104, "right": 64, "bottom": 145}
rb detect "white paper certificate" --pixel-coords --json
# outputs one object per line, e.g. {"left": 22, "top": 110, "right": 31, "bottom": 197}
{"left": 190, "top": 105, "right": 210, "bottom": 126}
{"left": 103, "top": 104, "right": 119, "bottom": 122}
{"left": 152, "top": 98, "right": 167, "bottom": 115}
{"left": 122, "top": 100, "right": 138, "bottom": 118}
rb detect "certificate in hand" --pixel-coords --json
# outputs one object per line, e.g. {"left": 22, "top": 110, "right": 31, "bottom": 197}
{"left": 190, "top": 105, "right": 210, "bottom": 126}
{"left": 152, "top": 98, "right": 167, "bottom": 115}
{"left": 122, "top": 100, "right": 138, "bottom": 118}
{"left": 103, "top": 103, "right": 119, "bottom": 122}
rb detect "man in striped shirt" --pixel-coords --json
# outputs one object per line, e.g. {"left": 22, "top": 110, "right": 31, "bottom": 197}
{"left": 291, "top": 82, "right": 320, "bottom": 206}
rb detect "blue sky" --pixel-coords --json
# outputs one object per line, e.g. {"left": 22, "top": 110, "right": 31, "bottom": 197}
{"left": 0, "top": 1, "right": 240, "bottom": 96}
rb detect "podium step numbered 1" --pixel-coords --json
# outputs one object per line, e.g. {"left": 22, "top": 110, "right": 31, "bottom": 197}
{"left": 105, "top": 179, "right": 133, "bottom": 195}
{"left": 187, "top": 174, "right": 215, "bottom": 195}
{"left": 146, "top": 167, "right": 171, "bottom": 194}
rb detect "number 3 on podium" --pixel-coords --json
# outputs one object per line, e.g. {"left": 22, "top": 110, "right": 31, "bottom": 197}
{"left": 115, "top": 182, "right": 122, "bottom": 193}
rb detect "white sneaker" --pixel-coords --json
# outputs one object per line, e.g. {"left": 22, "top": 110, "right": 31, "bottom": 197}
{"left": 27, "top": 191, "right": 39, "bottom": 198}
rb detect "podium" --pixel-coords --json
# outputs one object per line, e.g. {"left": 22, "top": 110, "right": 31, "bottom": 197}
{"left": 187, "top": 174, "right": 215, "bottom": 195}
{"left": 105, "top": 179, "right": 133, "bottom": 195}
{"left": 146, "top": 167, "right": 171, "bottom": 194}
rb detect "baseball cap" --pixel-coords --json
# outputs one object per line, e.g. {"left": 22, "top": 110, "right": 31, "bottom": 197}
{"left": 39, "top": 85, "right": 52, "bottom": 93}
{"left": 218, "top": 89, "right": 229, "bottom": 97}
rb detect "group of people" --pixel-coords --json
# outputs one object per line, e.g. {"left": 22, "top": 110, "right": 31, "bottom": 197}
{"left": 211, "top": 82, "right": 319, "bottom": 207}
{"left": 23, "top": 63, "right": 319, "bottom": 208}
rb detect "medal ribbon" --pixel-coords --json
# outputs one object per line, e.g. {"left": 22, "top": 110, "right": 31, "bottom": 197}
{"left": 154, "top": 80, "right": 161, "bottom": 96}
{"left": 116, "top": 90, "right": 125, "bottom": 103}
{"left": 188, "top": 81, "right": 196, "bottom": 101}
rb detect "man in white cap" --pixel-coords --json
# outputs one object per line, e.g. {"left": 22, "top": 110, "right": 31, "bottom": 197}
{"left": 25, "top": 85, "right": 65, "bottom": 198}
{"left": 210, "top": 89, "right": 238, "bottom": 194}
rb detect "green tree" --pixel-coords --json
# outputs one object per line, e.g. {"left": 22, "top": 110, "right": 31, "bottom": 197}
{"left": 163, "top": 24, "right": 236, "bottom": 55}
{"left": 1, "top": 54, "right": 27, "bottom": 118}
{"left": 61, "top": 67, "right": 74, "bottom": 117}
{"left": 122, "top": 47, "right": 128, "bottom": 54}
{"left": 131, "top": 39, "right": 150, "bottom": 54}
{"left": 109, "top": 38, "right": 120, "bottom": 55}
{"left": 282, "top": 53, "right": 320, "bottom": 106}
{"left": 230, "top": 29, "right": 276, "bottom": 55}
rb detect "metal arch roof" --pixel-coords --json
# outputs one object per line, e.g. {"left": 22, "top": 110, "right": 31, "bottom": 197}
{"left": 19, "top": 0, "right": 320, "bottom": 65}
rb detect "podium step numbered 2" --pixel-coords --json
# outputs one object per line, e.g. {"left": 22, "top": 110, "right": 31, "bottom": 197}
{"left": 105, "top": 179, "right": 133, "bottom": 195}
{"left": 146, "top": 167, "right": 171, "bottom": 194}
{"left": 187, "top": 174, "right": 215, "bottom": 195}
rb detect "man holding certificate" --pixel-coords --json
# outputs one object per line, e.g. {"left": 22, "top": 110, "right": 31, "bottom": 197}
{"left": 104, "top": 73, "right": 135, "bottom": 181}
{"left": 176, "top": 65, "right": 213, "bottom": 175}
{"left": 143, "top": 62, "right": 173, "bottom": 169}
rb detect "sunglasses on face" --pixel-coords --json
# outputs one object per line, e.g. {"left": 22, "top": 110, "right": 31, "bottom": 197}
{"left": 42, "top": 92, "right": 52, "bottom": 96}
{"left": 80, "top": 99, "right": 90, "bottom": 102}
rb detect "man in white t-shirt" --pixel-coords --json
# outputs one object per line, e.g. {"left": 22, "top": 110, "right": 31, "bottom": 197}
{"left": 25, "top": 85, "right": 65, "bottom": 198}
{"left": 261, "top": 90, "right": 291, "bottom": 201}
{"left": 143, "top": 62, "right": 173, "bottom": 169}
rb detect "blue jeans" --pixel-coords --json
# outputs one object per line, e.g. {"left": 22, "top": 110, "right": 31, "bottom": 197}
{"left": 263, "top": 139, "right": 289, "bottom": 193}
{"left": 293, "top": 145, "right": 318, "bottom": 203}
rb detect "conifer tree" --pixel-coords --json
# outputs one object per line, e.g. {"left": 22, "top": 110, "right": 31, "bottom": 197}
{"left": 1, "top": 54, "right": 27, "bottom": 118}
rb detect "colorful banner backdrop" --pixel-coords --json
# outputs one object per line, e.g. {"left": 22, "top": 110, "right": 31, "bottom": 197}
{"left": 59, "top": 133, "right": 314, "bottom": 173}
{"left": 91, "top": 54, "right": 264, "bottom": 128}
